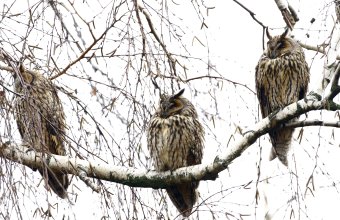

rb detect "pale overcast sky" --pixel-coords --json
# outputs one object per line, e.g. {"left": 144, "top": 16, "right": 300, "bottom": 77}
{"left": 0, "top": 0, "right": 339, "bottom": 219}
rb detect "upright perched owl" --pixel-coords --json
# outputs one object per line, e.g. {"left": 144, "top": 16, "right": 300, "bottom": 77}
{"left": 14, "top": 65, "right": 69, "bottom": 198}
{"left": 147, "top": 89, "right": 204, "bottom": 217}
{"left": 255, "top": 29, "right": 310, "bottom": 166}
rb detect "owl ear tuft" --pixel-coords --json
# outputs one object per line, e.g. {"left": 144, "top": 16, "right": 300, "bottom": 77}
{"left": 173, "top": 88, "right": 185, "bottom": 99}
{"left": 19, "top": 63, "right": 25, "bottom": 73}
{"left": 266, "top": 27, "right": 272, "bottom": 40}
{"left": 280, "top": 28, "right": 290, "bottom": 39}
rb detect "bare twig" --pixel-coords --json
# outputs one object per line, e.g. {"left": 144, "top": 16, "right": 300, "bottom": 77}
{"left": 299, "top": 42, "right": 325, "bottom": 55}
{"left": 49, "top": 30, "right": 109, "bottom": 80}
{"left": 298, "top": 42, "right": 340, "bottom": 60}
{"left": 232, "top": 0, "right": 266, "bottom": 28}
{"left": 274, "top": 0, "right": 298, "bottom": 30}
{"left": 0, "top": 64, "right": 14, "bottom": 73}
{"left": 157, "top": 73, "right": 256, "bottom": 94}
{"left": 137, "top": 4, "right": 177, "bottom": 75}
{"left": 0, "top": 64, "right": 38, "bottom": 78}
{"left": 133, "top": 0, "right": 148, "bottom": 74}
{"left": 49, "top": 13, "right": 123, "bottom": 80}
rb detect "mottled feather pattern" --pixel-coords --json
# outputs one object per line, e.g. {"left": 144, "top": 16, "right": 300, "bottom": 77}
{"left": 148, "top": 114, "right": 203, "bottom": 171}
{"left": 147, "top": 90, "right": 204, "bottom": 217}
{"left": 255, "top": 33, "right": 310, "bottom": 166}
{"left": 14, "top": 68, "right": 69, "bottom": 198}
{"left": 336, "top": 0, "right": 340, "bottom": 22}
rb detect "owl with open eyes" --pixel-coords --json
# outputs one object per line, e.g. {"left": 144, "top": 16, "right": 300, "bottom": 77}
{"left": 255, "top": 29, "right": 310, "bottom": 166}
{"left": 147, "top": 88, "right": 204, "bottom": 217}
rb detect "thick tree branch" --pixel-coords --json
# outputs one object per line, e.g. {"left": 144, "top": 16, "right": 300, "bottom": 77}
{"left": 284, "top": 120, "right": 340, "bottom": 129}
{"left": 274, "top": 0, "right": 298, "bottom": 29}
{"left": 328, "top": 62, "right": 340, "bottom": 100}
{"left": 298, "top": 42, "right": 340, "bottom": 61}
{"left": 299, "top": 42, "right": 326, "bottom": 54}
{"left": 317, "top": 22, "right": 340, "bottom": 94}
{"left": 0, "top": 90, "right": 336, "bottom": 189}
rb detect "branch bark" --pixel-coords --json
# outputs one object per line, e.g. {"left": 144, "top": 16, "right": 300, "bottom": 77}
{"left": 284, "top": 120, "right": 340, "bottom": 129}
{"left": 1, "top": 89, "right": 337, "bottom": 189}
{"left": 274, "top": 0, "right": 298, "bottom": 29}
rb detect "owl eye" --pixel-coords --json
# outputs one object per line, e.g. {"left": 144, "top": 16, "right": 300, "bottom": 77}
{"left": 277, "top": 41, "right": 285, "bottom": 49}
{"left": 165, "top": 101, "right": 173, "bottom": 107}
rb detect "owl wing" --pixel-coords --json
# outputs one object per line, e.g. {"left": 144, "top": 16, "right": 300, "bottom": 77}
{"left": 16, "top": 108, "right": 26, "bottom": 139}
{"left": 41, "top": 83, "right": 69, "bottom": 198}
{"left": 186, "top": 141, "right": 202, "bottom": 189}
{"left": 255, "top": 60, "right": 272, "bottom": 118}
{"left": 185, "top": 132, "right": 203, "bottom": 189}
{"left": 165, "top": 118, "right": 203, "bottom": 217}
{"left": 31, "top": 81, "right": 65, "bottom": 155}
{"left": 45, "top": 101, "right": 66, "bottom": 155}
{"left": 298, "top": 76, "right": 309, "bottom": 101}
{"left": 15, "top": 96, "right": 43, "bottom": 146}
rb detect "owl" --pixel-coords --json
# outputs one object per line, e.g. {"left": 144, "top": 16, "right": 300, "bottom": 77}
{"left": 14, "top": 65, "right": 69, "bottom": 198}
{"left": 336, "top": 0, "right": 340, "bottom": 22}
{"left": 147, "top": 88, "right": 204, "bottom": 217}
{"left": 255, "top": 29, "right": 310, "bottom": 166}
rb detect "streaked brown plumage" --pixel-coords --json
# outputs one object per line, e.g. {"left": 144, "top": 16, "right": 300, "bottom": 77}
{"left": 336, "top": 0, "right": 340, "bottom": 22}
{"left": 147, "top": 89, "right": 204, "bottom": 217}
{"left": 14, "top": 65, "right": 69, "bottom": 198}
{"left": 255, "top": 29, "right": 310, "bottom": 166}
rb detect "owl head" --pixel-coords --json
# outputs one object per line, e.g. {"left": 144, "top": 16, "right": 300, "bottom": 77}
{"left": 157, "top": 88, "right": 197, "bottom": 118}
{"left": 265, "top": 28, "right": 299, "bottom": 59}
{"left": 14, "top": 64, "right": 37, "bottom": 91}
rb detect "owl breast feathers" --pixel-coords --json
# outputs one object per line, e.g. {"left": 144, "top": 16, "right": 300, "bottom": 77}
{"left": 14, "top": 66, "right": 69, "bottom": 198}
{"left": 255, "top": 29, "right": 310, "bottom": 166}
{"left": 147, "top": 88, "right": 204, "bottom": 217}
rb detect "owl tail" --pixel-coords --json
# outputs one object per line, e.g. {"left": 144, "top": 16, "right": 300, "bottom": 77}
{"left": 39, "top": 169, "right": 69, "bottom": 199}
{"left": 166, "top": 182, "right": 199, "bottom": 217}
{"left": 269, "top": 126, "right": 295, "bottom": 167}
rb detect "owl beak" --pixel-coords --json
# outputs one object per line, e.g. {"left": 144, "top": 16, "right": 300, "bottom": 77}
{"left": 160, "top": 106, "right": 170, "bottom": 118}
{"left": 268, "top": 50, "right": 277, "bottom": 59}
{"left": 160, "top": 111, "right": 169, "bottom": 118}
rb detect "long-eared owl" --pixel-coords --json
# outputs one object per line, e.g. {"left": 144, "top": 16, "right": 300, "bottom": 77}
{"left": 336, "top": 0, "right": 340, "bottom": 22}
{"left": 147, "top": 88, "right": 204, "bottom": 217}
{"left": 14, "top": 65, "right": 69, "bottom": 198}
{"left": 255, "top": 29, "right": 310, "bottom": 166}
